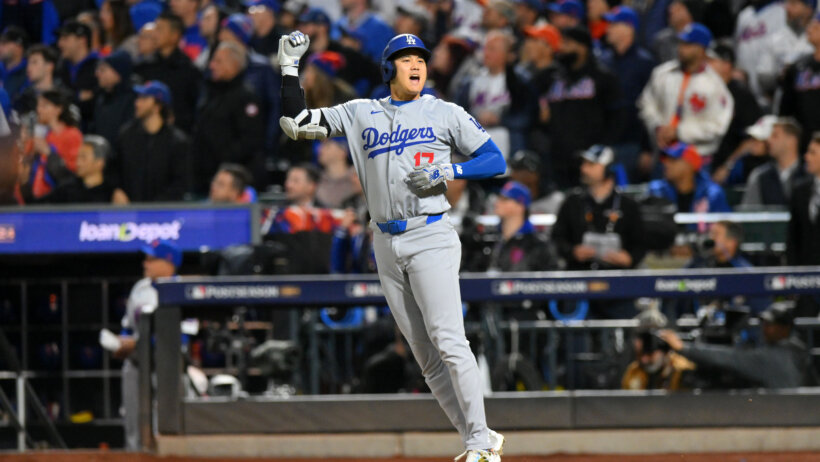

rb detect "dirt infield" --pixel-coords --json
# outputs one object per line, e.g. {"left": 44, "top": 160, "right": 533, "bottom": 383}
{"left": 4, "top": 453, "right": 820, "bottom": 462}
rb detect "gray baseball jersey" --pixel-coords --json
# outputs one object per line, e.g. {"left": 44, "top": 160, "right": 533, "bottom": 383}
{"left": 321, "top": 94, "right": 491, "bottom": 221}
{"left": 320, "top": 94, "right": 494, "bottom": 451}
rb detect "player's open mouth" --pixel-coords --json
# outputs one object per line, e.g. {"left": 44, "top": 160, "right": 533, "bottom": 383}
{"left": 410, "top": 75, "right": 420, "bottom": 81}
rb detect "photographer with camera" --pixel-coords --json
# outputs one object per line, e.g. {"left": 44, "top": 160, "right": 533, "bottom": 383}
{"left": 622, "top": 330, "right": 696, "bottom": 391}
{"left": 659, "top": 301, "right": 818, "bottom": 389}
{"left": 665, "top": 220, "right": 770, "bottom": 319}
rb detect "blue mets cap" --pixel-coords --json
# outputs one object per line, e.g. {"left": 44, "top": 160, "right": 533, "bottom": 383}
{"left": 246, "top": 0, "right": 281, "bottom": 14}
{"left": 677, "top": 22, "right": 712, "bottom": 48}
{"left": 222, "top": 13, "right": 254, "bottom": 45}
{"left": 142, "top": 240, "right": 182, "bottom": 268}
{"left": 130, "top": 1, "right": 162, "bottom": 31}
{"left": 548, "top": 0, "right": 584, "bottom": 19}
{"left": 603, "top": 6, "right": 639, "bottom": 29}
{"left": 298, "top": 8, "right": 331, "bottom": 26}
{"left": 500, "top": 181, "right": 532, "bottom": 208}
{"left": 661, "top": 142, "right": 703, "bottom": 171}
{"left": 133, "top": 80, "right": 172, "bottom": 106}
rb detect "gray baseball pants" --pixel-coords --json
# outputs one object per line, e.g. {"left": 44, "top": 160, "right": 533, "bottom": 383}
{"left": 371, "top": 214, "right": 490, "bottom": 450}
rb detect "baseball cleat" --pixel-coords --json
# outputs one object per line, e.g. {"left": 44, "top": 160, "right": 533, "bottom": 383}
{"left": 489, "top": 429, "right": 505, "bottom": 455}
{"left": 454, "top": 449, "right": 500, "bottom": 462}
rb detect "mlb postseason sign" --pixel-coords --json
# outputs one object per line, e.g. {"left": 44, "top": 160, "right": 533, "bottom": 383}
{"left": 0, "top": 205, "right": 256, "bottom": 254}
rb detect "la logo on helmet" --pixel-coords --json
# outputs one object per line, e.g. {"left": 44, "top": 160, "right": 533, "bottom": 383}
{"left": 406, "top": 35, "right": 416, "bottom": 45}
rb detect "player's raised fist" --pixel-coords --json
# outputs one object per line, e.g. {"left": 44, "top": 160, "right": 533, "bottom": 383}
{"left": 278, "top": 31, "right": 310, "bottom": 76}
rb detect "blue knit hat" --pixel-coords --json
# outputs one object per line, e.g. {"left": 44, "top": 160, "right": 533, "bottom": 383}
{"left": 499, "top": 181, "right": 532, "bottom": 208}
{"left": 102, "top": 50, "right": 132, "bottom": 79}
{"left": 222, "top": 13, "right": 254, "bottom": 46}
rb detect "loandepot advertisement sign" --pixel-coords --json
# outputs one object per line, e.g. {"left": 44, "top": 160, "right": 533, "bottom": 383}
{"left": 0, "top": 208, "right": 254, "bottom": 254}
{"left": 79, "top": 220, "right": 183, "bottom": 243}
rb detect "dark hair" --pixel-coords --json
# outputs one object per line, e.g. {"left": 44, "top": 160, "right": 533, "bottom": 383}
{"left": 217, "top": 163, "right": 253, "bottom": 193}
{"left": 82, "top": 134, "right": 111, "bottom": 162}
{"left": 27, "top": 44, "right": 58, "bottom": 65}
{"left": 77, "top": 10, "right": 102, "bottom": 46}
{"left": 1, "top": 25, "right": 29, "bottom": 49}
{"left": 59, "top": 20, "right": 92, "bottom": 49}
{"left": 157, "top": 12, "right": 185, "bottom": 36}
{"left": 292, "top": 162, "right": 321, "bottom": 184}
{"left": 105, "top": 0, "right": 136, "bottom": 48}
{"left": 813, "top": 132, "right": 820, "bottom": 145}
{"left": 715, "top": 220, "right": 743, "bottom": 244}
{"left": 774, "top": 117, "right": 802, "bottom": 142}
{"left": 39, "top": 89, "right": 79, "bottom": 127}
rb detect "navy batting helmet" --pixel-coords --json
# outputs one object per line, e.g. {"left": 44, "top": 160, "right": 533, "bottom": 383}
{"left": 381, "top": 34, "right": 431, "bottom": 83}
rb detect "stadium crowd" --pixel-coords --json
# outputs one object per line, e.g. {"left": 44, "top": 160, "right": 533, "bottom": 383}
{"left": 1, "top": 2, "right": 820, "bottom": 426}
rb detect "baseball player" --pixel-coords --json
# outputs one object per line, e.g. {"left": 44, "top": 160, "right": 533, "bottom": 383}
{"left": 278, "top": 32, "right": 507, "bottom": 462}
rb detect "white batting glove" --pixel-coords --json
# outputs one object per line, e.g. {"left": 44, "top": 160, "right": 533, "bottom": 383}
{"left": 407, "top": 164, "right": 454, "bottom": 191}
{"left": 278, "top": 31, "right": 310, "bottom": 77}
{"left": 280, "top": 109, "right": 328, "bottom": 140}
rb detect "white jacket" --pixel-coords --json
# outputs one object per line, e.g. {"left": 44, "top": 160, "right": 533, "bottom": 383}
{"left": 638, "top": 60, "right": 734, "bottom": 157}
{"left": 734, "top": 2, "right": 787, "bottom": 105}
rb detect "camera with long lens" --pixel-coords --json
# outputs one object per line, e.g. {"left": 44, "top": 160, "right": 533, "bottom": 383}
{"left": 691, "top": 302, "right": 752, "bottom": 346}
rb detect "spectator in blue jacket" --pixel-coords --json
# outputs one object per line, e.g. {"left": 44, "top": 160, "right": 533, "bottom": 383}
{"left": 332, "top": 0, "right": 394, "bottom": 63}
{"left": 648, "top": 142, "right": 731, "bottom": 213}
{"left": 599, "top": 6, "right": 656, "bottom": 179}
{"left": 0, "top": 26, "right": 29, "bottom": 100}
{"left": 547, "top": 0, "right": 584, "bottom": 29}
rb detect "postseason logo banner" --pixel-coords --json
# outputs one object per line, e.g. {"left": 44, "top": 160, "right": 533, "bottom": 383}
{"left": 0, "top": 207, "right": 254, "bottom": 254}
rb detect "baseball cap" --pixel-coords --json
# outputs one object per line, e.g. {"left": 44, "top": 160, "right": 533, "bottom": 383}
{"left": 580, "top": 144, "right": 615, "bottom": 166}
{"left": 130, "top": 1, "right": 163, "bottom": 31}
{"left": 222, "top": 13, "right": 254, "bottom": 46}
{"left": 523, "top": 24, "right": 561, "bottom": 50}
{"left": 133, "top": 80, "right": 172, "bottom": 106}
{"left": 59, "top": 20, "right": 92, "bottom": 45}
{"left": 499, "top": 181, "right": 532, "bottom": 208}
{"left": 246, "top": 0, "right": 282, "bottom": 14}
{"left": 509, "top": 149, "right": 542, "bottom": 172}
{"left": 745, "top": 115, "right": 777, "bottom": 141}
{"left": 298, "top": 8, "right": 331, "bottom": 26}
{"left": 603, "top": 6, "right": 639, "bottom": 30}
{"left": 0, "top": 26, "right": 29, "bottom": 48}
{"left": 548, "top": 0, "right": 584, "bottom": 20}
{"left": 661, "top": 142, "right": 702, "bottom": 172}
{"left": 759, "top": 301, "right": 796, "bottom": 326}
{"left": 142, "top": 240, "right": 182, "bottom": 268}
{"left": 677, "top": 22, "right": 712, "bottom": 48}
{"left": 307, "top": 51, "right": 346, "bottom": 77}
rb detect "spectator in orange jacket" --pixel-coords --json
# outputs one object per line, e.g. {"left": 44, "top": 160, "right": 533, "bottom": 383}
{"left": 35, "top": 89, "right": 83, "bottom": 172}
